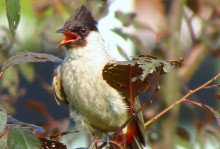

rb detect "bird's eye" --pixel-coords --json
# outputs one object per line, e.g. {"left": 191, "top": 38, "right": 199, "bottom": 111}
{"left": 80, "top": 27, "right": 87, "bottom": 34}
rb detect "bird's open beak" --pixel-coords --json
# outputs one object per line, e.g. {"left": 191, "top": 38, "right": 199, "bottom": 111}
{"left": 56, "top": 28, "right": 79, "bottom": 47}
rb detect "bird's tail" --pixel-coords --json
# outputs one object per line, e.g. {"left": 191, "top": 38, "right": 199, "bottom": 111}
{"left": 125, "top": 113, "right": 145, "bottom": 149}
{"left": 123, "top": 98, "right": 146, "bottom": 149}
{"left": 111, "top": 98, "right": 145, "bottom": 149}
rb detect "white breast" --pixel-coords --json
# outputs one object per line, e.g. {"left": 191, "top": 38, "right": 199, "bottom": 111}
{"left": 61, "top": 31, "right": 129, "bottom": 132}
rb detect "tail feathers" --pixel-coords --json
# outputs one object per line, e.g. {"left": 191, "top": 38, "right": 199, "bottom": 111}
{"left": 125, "top": 120, "right": 145, "bottom": 149}
{"left": 125, "top": 97, "right": 146, "bottom": 149}
{"left": 113, "top": 98, "right": 146, "bottom": 148}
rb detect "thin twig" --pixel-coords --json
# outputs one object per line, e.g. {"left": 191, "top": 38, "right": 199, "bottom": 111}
{"left": 0, "top": 71, "right": 3, "bottom": 78}
{"left": 144, "top": 73, "right": 220, "bottom": 127}
{"left": 0, "top": 128, "right": 11, "bottom": 139}
{"left": 204, "top": 84, "right": 220, "bottom": 89}
{"left": 49, "top": 130, "right": 79, "bottom": 139}
{"left": 137, "top": 69, "right": 161, "bottom": 114}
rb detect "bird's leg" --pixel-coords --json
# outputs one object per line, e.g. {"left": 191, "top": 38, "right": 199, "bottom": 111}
{"left": 104, "top": 132, "right": 113, "bottom": 147}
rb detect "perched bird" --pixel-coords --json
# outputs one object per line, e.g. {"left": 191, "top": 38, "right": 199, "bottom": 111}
{"left": 53, "top": 5, "right": 148, "bottom": 149}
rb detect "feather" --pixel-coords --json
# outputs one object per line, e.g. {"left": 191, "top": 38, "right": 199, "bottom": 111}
{"left": 52, "top": 65, "right": 68, "bottom": 106}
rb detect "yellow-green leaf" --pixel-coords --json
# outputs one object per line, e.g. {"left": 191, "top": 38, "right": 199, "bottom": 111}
{"left": 1, "top": 67, "right": 19, "bottom": 97}
{"left": 0, "top": 105, "right": 7, "bottom": 133}
{"left": 8, "top": 128, "right": 41, "bottom": 149}
{"left": 18, "top": 63, "right": 35, "bottom": 82}
{"left": 5, "top": 0, "right": 20, "bottom": 35}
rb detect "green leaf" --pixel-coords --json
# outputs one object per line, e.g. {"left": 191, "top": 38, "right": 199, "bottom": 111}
{"left": 18, "top": 64, "right": 35, "bottom": 82}
{"left": 1, "top": 67, "right": 19, "bottom": 97}
{"left": 0, "top": 132, "right": 8, "bottom": 149}
{"left": 115, "top": 11, "right": 136, "bottom": 27}
{"left": 0, "top": 52, "right": 62, "bottom": 78}
{"left": 112, "top": 28, "right": 128, "bottom": 40}
{"left": 5, "top": 0, "right": 20, "bottom": 35}
{"left": 172, "top": 133, "right": 193, "bottom": 149}
{"left": 8, "top": 128, "right": 41, "bottom": 149}
{"left": 0, "top": 105, "right": 7, "bottom": 133}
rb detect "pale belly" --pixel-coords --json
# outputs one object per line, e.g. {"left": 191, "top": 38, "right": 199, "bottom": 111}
{"left": 61, "top": 60, "right": 129, "bottom": 132}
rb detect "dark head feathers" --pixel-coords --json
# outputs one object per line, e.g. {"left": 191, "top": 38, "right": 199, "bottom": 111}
{"left": 64, "top": 5, "right": 98, "bottom": 31}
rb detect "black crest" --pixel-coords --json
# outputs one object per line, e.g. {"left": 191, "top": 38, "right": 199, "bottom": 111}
{"left": 64, "top": 5, "right": 98, "bottom": 31}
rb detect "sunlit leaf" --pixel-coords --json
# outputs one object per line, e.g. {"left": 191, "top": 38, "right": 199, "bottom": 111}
{"left": 112, "top": 28, "right": 128, "bottom": 40}
{"left": 0, "top": 105, "right": 7, "bottom": 133}
{"left": 40, "top": 138, "right": 66, "bottom": 149}
{"left": 8, "top": 128, "right": 41, "bottom": 149}
{"left": 5, "top": 0, "right": 20, "bottom": 35}
{"left": 116, "top": 45, "right": 129, "bottom": 60}
{"left": 112, "top": 28, "right": 152, "bottom": 52}
{"left": 18, "top": 63, "right": 35, "bottom": 82}
{"left": 0, "top": 130, "right": 8, "bottom": 149}
{"left": 115, "top": 11, "right": 136, "bottom": 27}
{"left": 173, "top": 133, "right": 193, "bottom": 149}
{"left": 1, "top": 67, "right": 19, "bottom": 97}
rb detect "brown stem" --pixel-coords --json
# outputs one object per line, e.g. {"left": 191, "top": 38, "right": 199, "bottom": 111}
{"left": 144, "top": 73, "right": 220, "bottom": 127}
{"left": 0, "top": 71, "right": 3, "bottom": 78}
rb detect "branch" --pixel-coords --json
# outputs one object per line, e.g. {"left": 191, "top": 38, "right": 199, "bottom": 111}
{"left": 144, "top": 73, "right": 220, "bottom": 127}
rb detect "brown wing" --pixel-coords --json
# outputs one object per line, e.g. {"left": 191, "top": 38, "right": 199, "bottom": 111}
{"left": 52, "top": 65, "right": 68, "bottom": 106}
{"left": 103, "top": 55, "right": 183, "bottom": 101}
{"left": 102, "top": 61, "right": 152, "bottom": 101}
{"left": 103, "top": 61, "right": 148, "bottom": 147}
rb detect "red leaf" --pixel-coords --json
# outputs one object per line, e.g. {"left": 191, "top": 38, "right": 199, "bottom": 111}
{"left": 102, "top": 55, "right": 182, "bottom": 104}
{"left": 25, "top": 100, "right": 54, "bottom": 122}
{"left": 216, "top": 93, "right": 220, "bottom": 100}
{"left": 40, "top": 138, "right": 67, "bottom": 149}
{"left": 103, "top": 62, "right": 151, "bottom": 100}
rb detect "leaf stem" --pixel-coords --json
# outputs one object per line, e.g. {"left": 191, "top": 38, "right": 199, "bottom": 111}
{"left": 144, "top": 73, "right": 220, "bottom": 127}
{"left": 0, "top": 71, "right": 3, "bottom": 78}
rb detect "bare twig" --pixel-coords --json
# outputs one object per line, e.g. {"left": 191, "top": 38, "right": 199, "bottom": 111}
{"left": 89, "top": 138, "right": 123, "bottom": 149}
{"left": 49, "top": 130, "right": 79, "bottom": 139}
{"left": 137, "top": 67, "right": 162, "bottom": 114}
{"left": 0, "top": 71, "right": 3, "bottom": 78}
{"left": 0, "top": 128, "right": 11, "bottom": 139}
{"left": 144, "top": 73, "right": 220, "bottom": 127}
{"left": 204, "top": 84, "right": 220, "bottom": 89}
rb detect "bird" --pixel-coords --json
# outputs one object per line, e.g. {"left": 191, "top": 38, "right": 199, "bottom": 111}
{"left": 53, "top": 5, "right": 148, "bottom": 149}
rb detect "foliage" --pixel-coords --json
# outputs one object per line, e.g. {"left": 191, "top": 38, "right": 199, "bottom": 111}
{"left": 0, "top": 0, "right": 220, "bottom": 149}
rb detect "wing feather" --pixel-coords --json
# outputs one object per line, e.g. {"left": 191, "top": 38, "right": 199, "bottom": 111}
{"left": 52, "top": 65, "right": 68, "bottom": 106}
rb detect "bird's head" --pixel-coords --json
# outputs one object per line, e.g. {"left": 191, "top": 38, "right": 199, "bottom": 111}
{"left": 56, "top": 5, "right": 98, "bottom": 49}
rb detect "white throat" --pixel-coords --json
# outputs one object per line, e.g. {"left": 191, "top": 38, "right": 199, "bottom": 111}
{"left": 65, "top": 31, "right": 110, "bottom": 60}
